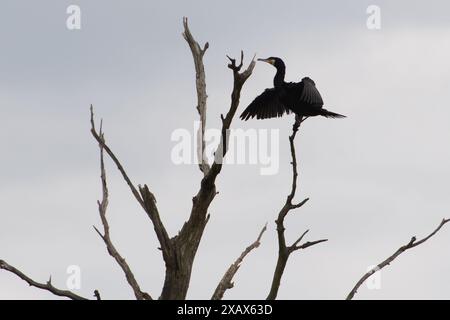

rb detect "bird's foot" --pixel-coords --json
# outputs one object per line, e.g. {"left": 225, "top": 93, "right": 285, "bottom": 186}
{"left": 293, "top": 115, "right": 302, "bottom": 133}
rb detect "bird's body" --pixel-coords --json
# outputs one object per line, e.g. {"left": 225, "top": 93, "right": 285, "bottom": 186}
{"left": 240, "top": 57, "right": 345, "bottom": 121}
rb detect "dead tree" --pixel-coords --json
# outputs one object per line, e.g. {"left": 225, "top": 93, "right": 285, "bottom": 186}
{"left": 1, "top": 18, "right": 449, "bottom": 300}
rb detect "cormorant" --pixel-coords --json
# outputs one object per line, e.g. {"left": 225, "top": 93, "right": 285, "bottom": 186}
{"left": 240, "top": 57, "right": 345, "bottom": 125}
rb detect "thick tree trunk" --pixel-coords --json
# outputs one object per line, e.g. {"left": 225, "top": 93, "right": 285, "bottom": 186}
{"left": 159, "top": 177, "right": 216, "bottom": 299}
{"left": 160, "top": 251, "right": 192, "bottom": 300}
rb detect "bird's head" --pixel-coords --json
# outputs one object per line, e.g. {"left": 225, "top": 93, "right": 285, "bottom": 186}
{"left": 257, "top": 57, "right": 285, "bottom": 69}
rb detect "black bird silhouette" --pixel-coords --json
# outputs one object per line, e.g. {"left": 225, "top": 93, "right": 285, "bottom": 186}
{"left": 240, "top": 57, "right": 345, "bottom": 125}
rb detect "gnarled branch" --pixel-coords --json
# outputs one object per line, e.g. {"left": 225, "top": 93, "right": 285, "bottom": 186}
{"left": 267, "top": 119, "right": 328, "bottom": 300}
{"left": 90, "top": 106, "right": 171, "bottom": 266}
{"left": 93, "top": 125, "right": 152, "bottom": 300}
{"left": 210, "top": 51, "right": 256, "bottom": 174}
{"left": 212, "top": 224, "right": 267, "bottom": 300}
{"left": 0, "top": 260, "right": 88, "bottom": 300}
{"left": 346, "top": 218, "right": 450, "bottom": 300}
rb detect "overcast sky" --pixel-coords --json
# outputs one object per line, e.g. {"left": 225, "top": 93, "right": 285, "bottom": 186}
{"left": 1, "top": 0, "right": 450, "bottom": 300}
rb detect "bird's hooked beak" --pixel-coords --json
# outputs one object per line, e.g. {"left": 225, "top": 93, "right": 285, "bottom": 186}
{"left": 258, "top": 58, "right": 275, "bottom": 65}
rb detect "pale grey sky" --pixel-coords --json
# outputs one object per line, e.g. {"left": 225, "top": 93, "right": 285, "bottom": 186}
{"left": 1, "top": 0, "right": 450, "bottom": 299}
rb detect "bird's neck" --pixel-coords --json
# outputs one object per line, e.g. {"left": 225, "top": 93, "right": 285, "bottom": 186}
{"left": 274, "top": 66, "right": 285, "bottom": 87}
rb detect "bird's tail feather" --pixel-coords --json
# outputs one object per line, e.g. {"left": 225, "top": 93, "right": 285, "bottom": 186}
{"left": 320, "top": 109, "right": 346, "bottom": 119}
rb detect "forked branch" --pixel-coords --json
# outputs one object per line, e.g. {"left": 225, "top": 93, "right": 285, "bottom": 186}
{"left": 163, "top": 20, "right": 257, "bottom": 300}
{"left": 267, "top": 119, "right": 328, "bottom": 300}
{"left": 90, "top": 106, "right": 171, "bottom": 265}
{"left": 93, "top": 125, "right": 152, "bottom": 300}
{"left": 346, "top": 218, "right": 450, "bottom": 300}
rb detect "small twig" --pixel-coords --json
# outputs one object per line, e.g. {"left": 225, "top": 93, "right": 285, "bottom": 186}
{"left": 346, "top": 218, "right": 450, "bottom": 300}
{"left": 0, "top": 260, "right": 88, "bottom": 300}
{"left": 93, "top": 290, "right": 101, "bottom": 300}
{"left": 290, "top": 198, "right": 310, "bottom": 210}
{"left": 212, "top": 224, "right": 267, "bottom": 300}
{"left": 139, "top": 184, "right": 172, "bottom": 261}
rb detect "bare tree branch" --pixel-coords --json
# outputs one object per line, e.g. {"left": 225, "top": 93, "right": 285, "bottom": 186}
{"left": 90, "top": 106, "right": 171, "bottom": 266}
{"left": 346, "top": 218, "right": 450, "bottom": 300}
{"left": 212, "top": 224, "right": 267, "bottom": 300}
{"left": 139, "top": 184, "right": 173, "bottom": 261}
{"left": 90, "top": 105, "right": 144, "bottom": 208}
{"left": 267, "top": 119, "right": 328, "bottom": 300}
{"left": 93, "top": 127, "right": 152, "bottom": 300}
{"left": 290, "top": 229, "right": 310, "bottom": 249}
{"left": 210, "top": 51, "right": 256, "bottom": 174}
{"left": 182, "top": 16, "right": 210, "bottom": 175}
{"left": 0, "top": 260, "right": 88, "bottom": 300}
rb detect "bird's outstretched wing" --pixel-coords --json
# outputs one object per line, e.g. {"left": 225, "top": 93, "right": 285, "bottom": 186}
{"left": 240, "top": 88, "right": 290, "bottom": 120}
{"left": 296, "top": 77, "right": 323, "bottom": 105}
